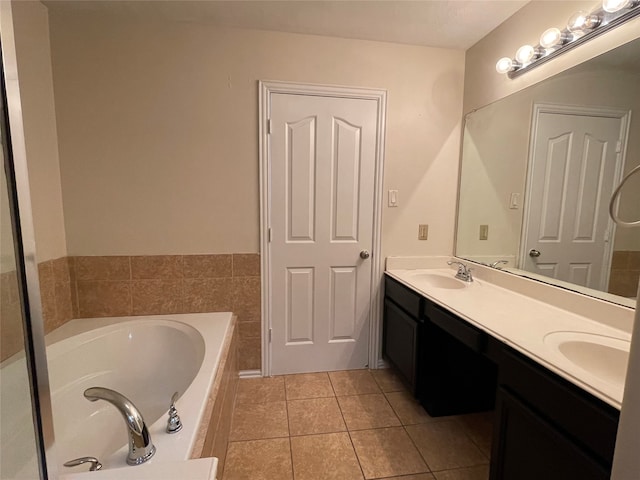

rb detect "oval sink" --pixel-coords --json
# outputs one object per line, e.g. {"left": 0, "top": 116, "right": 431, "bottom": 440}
{"left": 544, "top": 331, "right": 630, "bottom": 387}
{"left": 406, "top": 272, "right": 466, "bottom": 290}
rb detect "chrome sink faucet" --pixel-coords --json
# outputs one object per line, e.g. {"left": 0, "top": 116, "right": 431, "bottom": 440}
{"left": 447, "top": 260, "right": 473, "bottom": 282}
{"left": 489, "top": 260, "right": 508, "bottom": 269}
{"left": 84, "top": 387, "right": 156, "bottom": 466}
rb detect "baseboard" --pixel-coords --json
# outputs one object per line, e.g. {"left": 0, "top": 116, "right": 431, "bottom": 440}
{"left": 238, "top": 369, "right": 262, "bottom": 378}
{"left": 376, "top": 358, "right": 388, "bottom": 369}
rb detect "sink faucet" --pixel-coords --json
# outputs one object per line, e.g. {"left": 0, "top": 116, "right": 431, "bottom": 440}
{"left": 447, "top": 260, "right": 473, "bottom": 282}
{"left": 489, "top": 260, "right": 508, "bottom": 269}
{"left": 84, "top": 387, "right": 156, "bottom": 466}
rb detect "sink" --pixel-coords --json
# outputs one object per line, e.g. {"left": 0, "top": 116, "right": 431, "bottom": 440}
{"left": 405, "top": 272, "right": 466, "bottom": 290}
{"left": 544, "top": 331, "right": 630, "bottom": 387}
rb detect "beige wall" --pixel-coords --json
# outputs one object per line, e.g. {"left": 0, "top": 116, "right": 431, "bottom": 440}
{"left": 464, "top": 0, "right": 640, "bottom": 114}
{"left": 47, "top": 12, "right": 465, "bottom": 258}
{"left": 11, "top": 0, "right": 66, "bottom": 263}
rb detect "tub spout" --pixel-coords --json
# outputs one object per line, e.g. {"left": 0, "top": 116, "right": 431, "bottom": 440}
{"left": 84, "top": 387, "right": 156, "bottom": 466}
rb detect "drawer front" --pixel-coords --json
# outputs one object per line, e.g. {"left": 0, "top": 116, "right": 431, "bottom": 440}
{"left": 384, "top": 275, "right": 421, "bottom": 318}
{"left": 383, "top": 299, "right": 419, "bottom": 391}
{"left": 499, "top": 347, "right": 619, "bottom": 467}
{"left": 428, "top": 304, "right": 486, "bottom": 353}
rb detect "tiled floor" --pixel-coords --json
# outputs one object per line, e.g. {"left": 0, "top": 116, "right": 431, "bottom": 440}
{"left": 223, "top": 369, "right": 493, "bottom": 480}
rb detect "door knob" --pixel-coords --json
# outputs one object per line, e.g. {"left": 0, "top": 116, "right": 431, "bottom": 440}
{"left": 360, "top": 250, "right": 370, "bottom": 259}
{"left": 529, "top": 249, "right": 541, "bottom": 258}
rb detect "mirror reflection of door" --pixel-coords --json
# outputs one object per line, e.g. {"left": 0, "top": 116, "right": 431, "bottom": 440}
{"left": 521, "top": 105, "right": 630, "bottom": 290}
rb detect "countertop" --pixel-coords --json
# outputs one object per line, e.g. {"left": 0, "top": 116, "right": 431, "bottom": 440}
{"left": 386, "top": 264, "right": 633, "bottom": 409}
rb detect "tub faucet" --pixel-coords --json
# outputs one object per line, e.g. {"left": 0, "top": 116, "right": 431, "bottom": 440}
{"left": 84, "top": 387, "right": 156, "bottom": 466}
{"left": 447, "top": 260, "right": 473, "bottom": 282}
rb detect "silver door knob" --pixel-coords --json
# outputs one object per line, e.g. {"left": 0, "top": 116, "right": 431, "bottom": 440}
{"left": 360, "top": 250, "right": 370, "bottom": 259}
{"left": 529, "top": 249, "right": 541, "bottom": 258}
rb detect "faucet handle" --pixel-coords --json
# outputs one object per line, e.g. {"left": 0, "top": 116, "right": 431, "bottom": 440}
{"left": 64, "top": 456, "right": 103, "bottom": 472}
{"left": 167, "top": 391, "right": 183, "bottom": 434}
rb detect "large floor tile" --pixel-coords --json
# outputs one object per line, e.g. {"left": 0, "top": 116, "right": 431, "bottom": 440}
{"left": 224, "top": 438, "right": 293, "bottom": 480}
{"left": 385, "top": 391, "right": 439, "bottom": 425}
{"left": 371, "top": 368, "right": 408, "bottom": 393}
{"left": 291, "top": 432, "right": 364, "bottom": 480}
{"left": 455, "top": 413, "right": 493, "bottom": 458}
{"left": 350, "top": 426, "right": 429, "bottom": 479}
{"left": 230, "top": 401, "right": 289, "bottom": 441}
{"left": 337, "top": 393, "right": 401, "bottom": 431}
{"left": 288, "top": 397, "right": 347, "bottom": 436}
{"left": 285, "top": 372, "right": 335, "bottom": 400}
{"left": 235, "top": 376, "right": 286, "bottom": 404}
{"left": 433, "top": 465, "right": 490, "bottom": 480}
{"left": 406, "top": 421, "right": 488, "bottom": 472}
{"left": 329, "top": 370, "right": 381, "bottom": 396}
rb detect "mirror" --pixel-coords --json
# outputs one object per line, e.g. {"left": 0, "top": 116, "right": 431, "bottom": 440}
{"left": 456, "top": 37, "right": 640, "bottom": 308}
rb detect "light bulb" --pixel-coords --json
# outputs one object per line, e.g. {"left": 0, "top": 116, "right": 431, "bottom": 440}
{"left": 540, "top": 28, "right": 569, "bottom": 49}
{"left": 495, "top": 57, "right": 517, "bottom": 74}
{"left": 567, "top": 11, "right": 601, "bottom": 32}
{"left": 602, "top": 0, "right": 633, "bottom": 12}
{"left": 515, "top": 45, "right": 541, "bottom": 64}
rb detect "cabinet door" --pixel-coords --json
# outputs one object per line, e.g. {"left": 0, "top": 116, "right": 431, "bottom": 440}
{"left": 383, "top": 299, "right": 419, "bottom": 392}
{"left": 491, "top": 387, "right": 609, "bottom": 480}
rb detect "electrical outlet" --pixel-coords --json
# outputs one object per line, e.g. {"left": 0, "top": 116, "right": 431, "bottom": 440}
{"left": 418, "top": 224, "right": 429, "bottom": 240}
{"left": 479, "top": 224, "right": 489, "bottom": 240}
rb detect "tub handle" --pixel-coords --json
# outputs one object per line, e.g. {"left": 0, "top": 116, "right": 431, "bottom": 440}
{"left": 64, "top": 456, "right": 103, "bottom": 472}
{"left": 167, "top": 391, "right": 183, "bottom": 433}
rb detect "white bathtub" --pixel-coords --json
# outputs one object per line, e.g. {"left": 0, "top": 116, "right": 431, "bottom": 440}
{"left": 45, "top": 312, "right": 233, "bottom": 472}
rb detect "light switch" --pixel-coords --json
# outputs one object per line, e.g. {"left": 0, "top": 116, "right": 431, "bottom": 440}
{"left": 509, "top": 193, "right": 520, "bottom": 209}
{"left": 388, "top": 189, "right": 399, "bottom": 207}
{"left": 418, "top": 224, "right": 429, "bottom": 240}
{"left": 479, "top": 224, "right": 489, "bottom": 240}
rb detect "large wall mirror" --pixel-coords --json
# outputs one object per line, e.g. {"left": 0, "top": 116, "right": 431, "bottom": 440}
{"left": 456, "top": 36, "right": 640, "bottom": 308}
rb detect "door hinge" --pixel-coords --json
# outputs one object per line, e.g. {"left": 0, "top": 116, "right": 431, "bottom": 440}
{"left": 268, "top": 328, "right": 272, "bottom": 342}
{"left": 267, "top": 227, "right": 272, "bottom": 242}
{"left": 616, "top": 140, "right": 622, "bottom": 153}
{"left": 267, "top": 119, "right": 272, "bottom": 135}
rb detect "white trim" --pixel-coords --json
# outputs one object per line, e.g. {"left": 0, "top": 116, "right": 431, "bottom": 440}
{"left": 258, "top": 80, "right": 387, "bottom": 376}
{"left": 238, "top": 369, "right": 263, "bottom": 379}
{"left": 519, "top": 103, "right": 631, "bottom": 290}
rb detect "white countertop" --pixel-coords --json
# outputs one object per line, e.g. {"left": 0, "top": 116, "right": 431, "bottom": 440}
{"left": 386, "top": 264, "right": 634, "bottom": 409}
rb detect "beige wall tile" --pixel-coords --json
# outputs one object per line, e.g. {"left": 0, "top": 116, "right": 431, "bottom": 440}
{"left": 238, "top": 321, "right": 261, "bottom": 338}
{"left": 329, "top": 370, "right": 381, "bottom": 396}
{"left": 629, "top": 251, "right": 640, "bottom": 270}
{"left": 183, "top": 254, "right": 232, "bottom": 278}
{"left": 132, "top": 279, "right": 183, "bottom": 315}
{"left": 232, "top": 253, "right": 260, "bottom": 277}
{"left": 238, "top": 336, "right": 261, "bottom": 371}
{"left": 131, "top": 255, "right": 183, "bottom": 279}
{"left": 52, "top": 256, "right": 71, "bottom": 283}
{"left": 75, "top": 256, "right": 131, "bottom": 281}
{"left": 224, "top": 438, "right": 293, "bottom": 480}
{"left": 232, "top": 276, "right": 261, "bottom": 323}
{"left": 38, "top": 260, "right": 57, "bottom": 331}
{"left": 290, "top": 433, "right": 363, "bottom": 480}
{"left": 611, "top": 250, "right": 630, "bottom": 269}
{"left": 54, "top": 280, "right": 74, "bottom": 325}
{"left": 77, "top": 280, "right": 132, "bottom": 317}
{"left": 183, "top": 277, "right": 232, "bottom": 312}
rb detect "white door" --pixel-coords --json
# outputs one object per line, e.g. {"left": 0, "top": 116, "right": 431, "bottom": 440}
{"left": 522, "top": 109, "right": 626, "bottom": 290}
{"left": 268, "top": 93, "right": 378, "bottom": 375}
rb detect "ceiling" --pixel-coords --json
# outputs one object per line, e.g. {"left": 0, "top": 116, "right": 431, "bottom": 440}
{"left": 43, "top": 0, "right": 529, "bottom": 50}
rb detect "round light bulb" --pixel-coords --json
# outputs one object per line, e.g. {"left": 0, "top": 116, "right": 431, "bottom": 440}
{"left": 495, "top": 57, "right": 515, "bottom": 74}
{"left": 603, "top": 0, "right": 632, "bottom": 12}
{"left": 540, "top": 28, "right": 566, "bottom": 49}
{"left": 567, "top": 11, "right": 601, "bottom": 32}
{"left": 515, "top": 45, "right": 540, "bottom": 64}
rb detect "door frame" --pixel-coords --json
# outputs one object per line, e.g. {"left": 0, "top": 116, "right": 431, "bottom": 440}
{"left": 258, "top": 80, "right": 387, "bottom": 377}
{"left": 519, "top": 103, "right": 631, "bottom": 290}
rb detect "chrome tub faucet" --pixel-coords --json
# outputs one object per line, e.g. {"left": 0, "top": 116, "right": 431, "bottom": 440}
{"left": 447, "top": 260, "right": 473, "bottom": 282}
{"left": 84, "top": 387, "right": 156, "bottom": 466}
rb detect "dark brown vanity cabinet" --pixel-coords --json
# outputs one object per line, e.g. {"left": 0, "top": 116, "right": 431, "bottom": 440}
{"left": 490, "top": 347, "right": 620, "bottom": 480}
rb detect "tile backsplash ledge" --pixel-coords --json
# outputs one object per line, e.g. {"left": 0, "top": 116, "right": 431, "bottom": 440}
{"left": 36, "top": 254, "right": 261, "bottom": 370}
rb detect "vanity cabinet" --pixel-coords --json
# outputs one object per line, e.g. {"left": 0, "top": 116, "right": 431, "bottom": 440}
{"left": 490, "top": 347, "right": 619, "bottom": 480}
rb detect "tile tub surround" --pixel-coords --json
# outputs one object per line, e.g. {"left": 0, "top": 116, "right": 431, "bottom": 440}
{"left": 223, "top": 369, "right": 492, "bottom": 480}
{"left": 36, "top": 253, "right": 262, "bottom": 370}
{"left": 609, "top": 250, "right": 640, "bottom": 298}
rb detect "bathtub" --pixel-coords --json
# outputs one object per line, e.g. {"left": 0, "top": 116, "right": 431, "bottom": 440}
{"left": 44, "top": 312, "right": 234, "bottom": 473}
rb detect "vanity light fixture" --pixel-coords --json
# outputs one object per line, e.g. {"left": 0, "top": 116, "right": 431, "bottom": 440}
{"left": 496, "top": 0, "right": 640, "bottom": 78}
